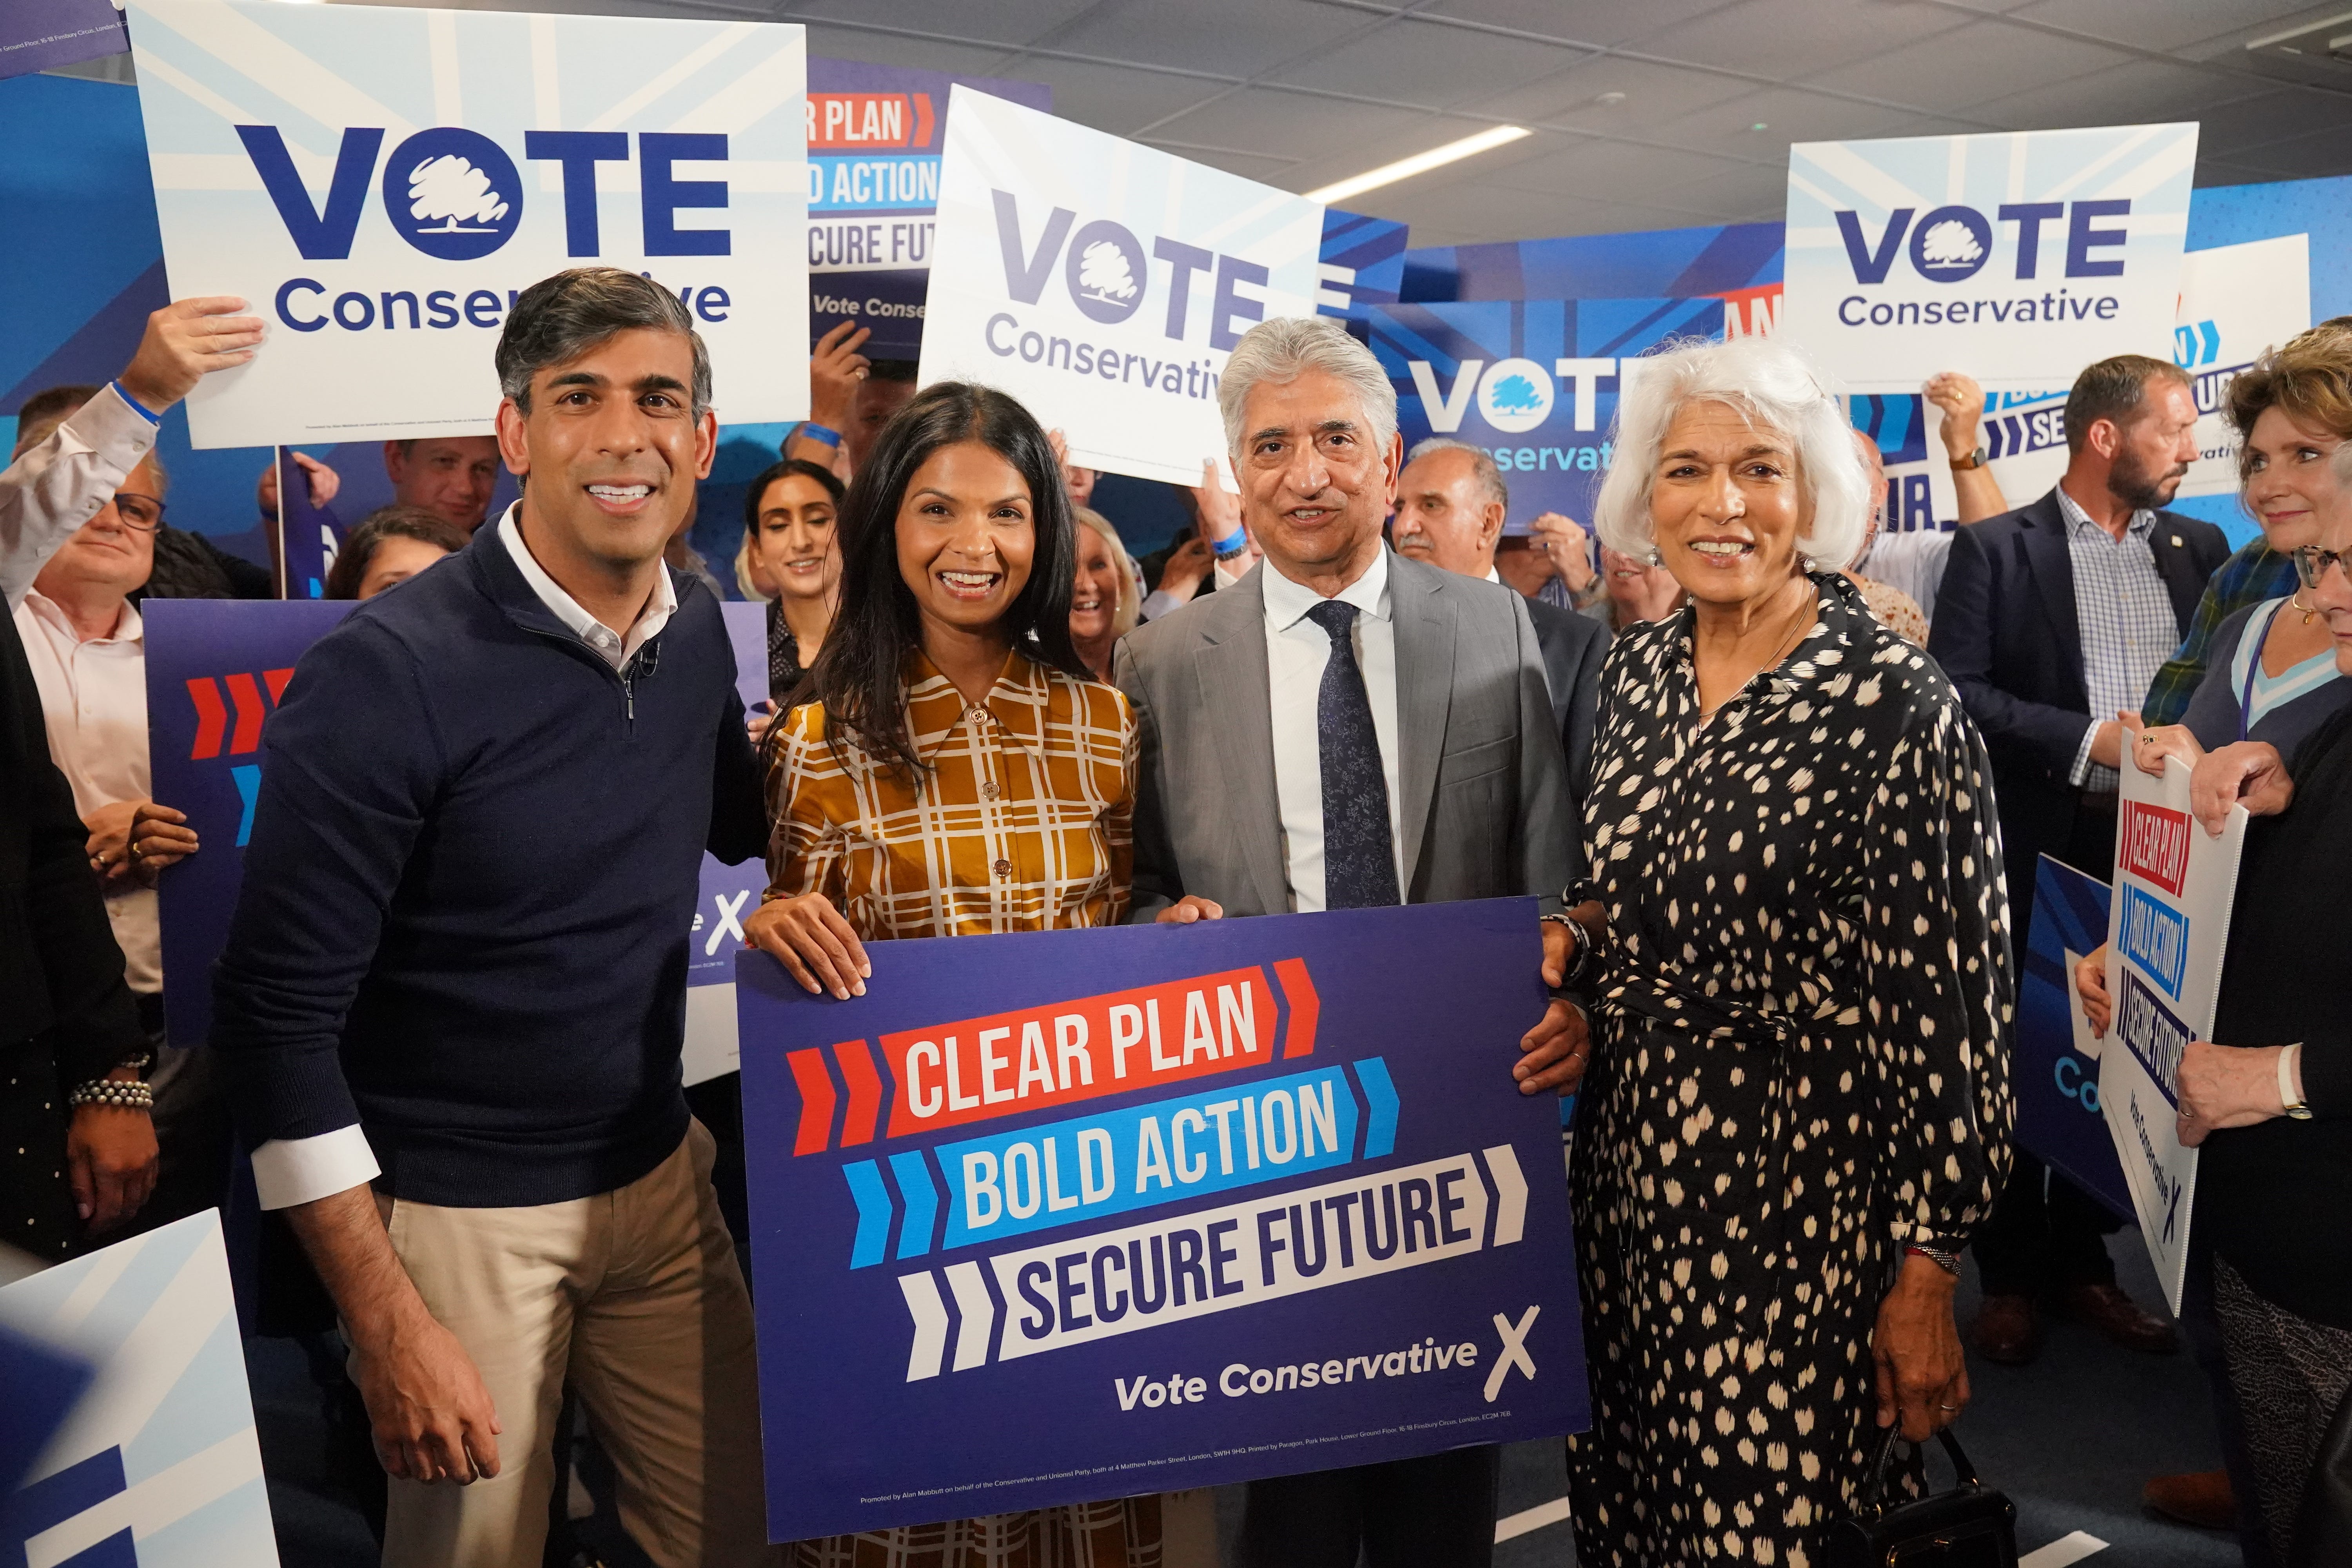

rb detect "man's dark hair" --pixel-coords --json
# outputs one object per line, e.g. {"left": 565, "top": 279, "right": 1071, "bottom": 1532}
{"left": 2063, "top": 354, "right": 2192, "bottom": 455}
{"left": 867, "top": 359, "right": 919, "bottom": 386}
{"left": 495, "top": 268, "right": 711, "bottom": 418}
{"left": 11, "top": 384, "right": 100, "bottom": 458}
{"left": 742, "top": 457, "right": 845, "bottom": 535}
{"left": 807, "top": 382, "right": 1090, "bottom": 775}
{"left": 325, "top": 505, "right": 469, "bottom": 599}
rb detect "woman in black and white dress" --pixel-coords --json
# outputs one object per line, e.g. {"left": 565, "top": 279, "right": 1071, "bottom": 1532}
{"left": 1556, "top": 336, "right": 2016, "bottom": 1565}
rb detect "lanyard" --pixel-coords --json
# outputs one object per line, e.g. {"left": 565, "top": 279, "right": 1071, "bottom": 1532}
{"left": 2239, "top": 598, "right": 2289, "bottom": 744}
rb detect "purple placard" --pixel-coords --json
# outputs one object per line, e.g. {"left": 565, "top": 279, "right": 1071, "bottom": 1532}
{"left": 275, "top": 446, "right": 342, "bottom": 599}
{"left": 738, "top": 897, "right": 1585, "bottom": 1541}
{"left": 145, "top": 594, "right": 768, "bottom": 1052}
{"left": 0, "top": 0, "right": 127, "bottom": 83}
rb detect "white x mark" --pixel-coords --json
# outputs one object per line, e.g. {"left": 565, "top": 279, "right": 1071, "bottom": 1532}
{"left": 1483, "top": 1305, "right": 1541, "bottom": 1403}
{"left": 706, "top": 889, "right": 751, "bottom": 956}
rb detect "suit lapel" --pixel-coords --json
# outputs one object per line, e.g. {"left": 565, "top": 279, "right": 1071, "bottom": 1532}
{"left": 1389, "top": 557, "right": 1455, "bottom": 894}
{"left": 2149, "top": 515, "right": 2209, "bottom": 635}
{"left": 2020, "top": 493, "right": 2087, "bottom": 708}
{"left": 1191, "top": 571, "right": 1290, "bottom": 916}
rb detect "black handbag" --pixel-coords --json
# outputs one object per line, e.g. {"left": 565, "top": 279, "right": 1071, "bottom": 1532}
{"left": 1824, "top": 1427, "right": 2019, "bottom": 1567}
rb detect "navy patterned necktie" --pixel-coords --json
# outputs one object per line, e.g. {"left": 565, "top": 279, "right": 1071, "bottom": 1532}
{"left": 1304, "top": 599, "right": 1400, "bottom": 909}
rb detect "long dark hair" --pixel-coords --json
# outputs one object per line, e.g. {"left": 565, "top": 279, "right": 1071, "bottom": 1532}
{"left": 808, "top": 381, "right": 1089, "bottom": 775}
{"left": 742, "top": 457, "right": 845, "bottom": 532}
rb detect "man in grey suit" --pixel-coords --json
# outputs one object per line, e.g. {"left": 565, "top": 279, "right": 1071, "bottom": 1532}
{"left": 1113, "top": 316, "right": 1591, "bottom": 1568}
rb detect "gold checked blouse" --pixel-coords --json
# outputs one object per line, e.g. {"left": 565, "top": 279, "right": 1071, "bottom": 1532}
{"left": 764, "top": 647, "right": 1136, "bottom": 937}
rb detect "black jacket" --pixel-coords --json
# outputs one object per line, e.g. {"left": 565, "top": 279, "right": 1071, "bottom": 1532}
{"left": 1526, "top": 594, "right": 1608, "bottom": 798}
{"left": 212, "top": 526, "right": 768, "bottom": 1208}
{"left": 1927, "top": 487, "right": 2229, "bottom": 917}
{"left": 0, "top": 604, "right": 142, "bottom": 1071}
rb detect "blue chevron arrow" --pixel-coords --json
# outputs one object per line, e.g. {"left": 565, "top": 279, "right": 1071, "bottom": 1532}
{"left": 890, "top": 1150, "right": 939, "bottom": 1260}
{"left": 1354, "top": 1056, "right": 1400, "bottom": 1158}
{"left": 2197, "top": 320, "right": 2221, "bottom": 367}
{"left": 843, "top": 1160, "right": 893, "bottom": 1269}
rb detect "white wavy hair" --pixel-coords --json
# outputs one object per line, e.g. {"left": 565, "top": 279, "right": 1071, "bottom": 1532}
{"left": 1592, "top": 336, "right": 1869, "bottom": 572}
{"left": 1218, "top": 316, "right": 1397, "bottom": 463}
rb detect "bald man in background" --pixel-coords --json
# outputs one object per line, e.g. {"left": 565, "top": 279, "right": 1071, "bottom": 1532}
{"left": 1391, "top": 437, "right": 1608, "bottom": 793}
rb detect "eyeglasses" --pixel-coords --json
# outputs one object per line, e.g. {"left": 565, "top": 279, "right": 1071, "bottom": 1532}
{"left": 109, "top": 494, "right": 165, "bottom": 532}
{"left": 2291, "top": 545, "right": 2351, "bottom": 592}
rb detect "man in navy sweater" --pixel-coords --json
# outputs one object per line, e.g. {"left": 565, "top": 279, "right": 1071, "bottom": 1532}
{"left": 213, "top": 269, "right": 772, "bottom": 1567}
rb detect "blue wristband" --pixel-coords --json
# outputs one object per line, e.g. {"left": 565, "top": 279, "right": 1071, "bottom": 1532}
{"left": 110, "top": 380, "right": 163, "bottom": 425}
{"left": 798, "top": 421, "right": 842, "bottom": 448}
{"left": 1209, "top": 523, "right": 1250, "bottom": 559}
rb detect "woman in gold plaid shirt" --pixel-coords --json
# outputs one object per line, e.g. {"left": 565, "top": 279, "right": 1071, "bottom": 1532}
{"left": 744, "top": 381, "right": 1154, "bottom": 1568}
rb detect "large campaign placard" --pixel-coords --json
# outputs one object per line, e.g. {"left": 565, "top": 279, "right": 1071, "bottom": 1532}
{"left": 2100, "top": 760, "right": 2247, "bottom": 1313}
{"left": 144, "top": 593, "right": 768, "bottom": 1084}
{"left": 1784, "top": 123, "right": 2198, "bottom": 392}
{"left": 125, "top": 0, "right": 809, "bottom": 448}
{"left": 1, "top": 0, "right": 127, "bottom": 82}
{"left": 2013, "top": 856, "right": 2130, "bottom": 1220}
{"left": 920, "top": 87, "right": 1326, "bottom": 487}
{"left": 805, "top": 59, "right": 1050, "bottom": 359}
{"left": 0, "top": 1214, "right": 278, "bottom": 1568}
{"left": 1366, "top": 298, "right": 1726, "bottom": 529}
{"left": 738, "top": 900, "right": 1584, "bottom": 1541}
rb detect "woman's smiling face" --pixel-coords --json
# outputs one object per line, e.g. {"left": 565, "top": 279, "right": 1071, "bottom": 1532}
{"left": 895, "top": 440, "right": 1036, "bottom": 639}
{"left": 2241, "top": 404, "right": 2348, "bottom": 556}
{"left": 1648, "top": 399, "right": 1810, "bottom": 609}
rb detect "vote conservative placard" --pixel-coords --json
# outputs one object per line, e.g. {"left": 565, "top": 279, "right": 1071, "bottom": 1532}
{"left": 737, "top": 899, "right": 1584, "bottom": 1541}
{"left": 2100, "top": 759, "right": 2247, "bottom": 1314}
{"left": 919, "top": 86, "right": 1326, "bottom": 487}
{"left": 804, "top": 59, "right": 1050, "bottom": 359}
{"left": 1782, "top": 123, "right": 2198, "bottom": 393}
{"left": 143, "top": 595, "right": 768, "bottom": 1084}
{"left": 1366, "top": 298, "right": 1726, "bottom": 529}
{"left": 124, "top": 0, "right": 808, "bottom": 448}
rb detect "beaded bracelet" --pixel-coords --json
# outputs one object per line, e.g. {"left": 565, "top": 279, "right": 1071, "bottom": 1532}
{"left": 70, "top": 1078, "right": 154, "bottom": 1112}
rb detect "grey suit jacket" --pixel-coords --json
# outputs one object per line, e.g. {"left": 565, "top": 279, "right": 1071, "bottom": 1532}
{"left": 1114, "top": 550, "right": 1577, "bottom": 922}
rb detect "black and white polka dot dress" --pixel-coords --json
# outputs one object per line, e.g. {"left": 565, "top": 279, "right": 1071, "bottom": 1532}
{"left": 1564, "top": 572, "right": 2016, "bottom": 1567}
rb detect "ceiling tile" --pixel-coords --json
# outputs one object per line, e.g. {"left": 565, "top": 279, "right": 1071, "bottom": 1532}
{"left": 1417, "top": 0, "right": 1741, "bottom": 50}
{"left": 2008, "top": 0, "right": 2350, "bottom": 56}
{"left": 793, "top": 22, "right": 1011, "bottom": 77}
{"left": 1650, "top": 162, "right": 1793, "bottom": 219}
{"left": 992, "top": 55, "right": 1228, "bottom": 135}
{"left": 2193, "top": 86, "right": 2352, "bottom": 158}
{"left": 1483, "top": 54, "right": 1760, "bottom": 132}
{"left": 1143, "top": 142, "right": 1302, "bottom": 180}
{"left": 1664, "top": 83, "right": 1919, "bottom": 150}
{"left": 1037, "top": 0, "right": 1371, "bottom": 82}
{"left": 780, "top": 0, "right": 1103, "bottom": 50}
{"left": 1641, "top": 0, "right": 1973, "bottom": 81}
{"left": 1966, "top": 55, "right": 2260, "bottom": 132}
{"left": 1266, "top": 17, "right": 1590, "bottom": 105}
{"left": 2202, "top": 122, "right": 2352, "bottom": 180}
{"left": 1485, "top": 140, "right": 1747, "bottom": 202}
{"left": 1797, "top": 18, "right": 2123, "bottom": 116}
{"left": 1145, "top": 87, "right": 1452, "bottom": 170}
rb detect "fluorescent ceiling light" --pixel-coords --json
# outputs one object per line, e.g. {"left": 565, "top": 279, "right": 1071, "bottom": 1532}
{"left": 1304, "top": 125, "right": 1531, "bottom": 204}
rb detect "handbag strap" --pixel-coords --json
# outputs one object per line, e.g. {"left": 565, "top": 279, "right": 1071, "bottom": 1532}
{"left": 1859, "top": 1425, "right": 1985, "bottom": 1514}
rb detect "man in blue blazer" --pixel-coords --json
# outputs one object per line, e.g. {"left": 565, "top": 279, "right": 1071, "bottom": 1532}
{"left": 1929, "top": 353, "right": 2229, "bottom": 1366}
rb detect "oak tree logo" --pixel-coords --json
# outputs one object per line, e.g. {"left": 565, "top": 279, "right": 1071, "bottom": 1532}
{"left": 382, "top": 128, "right": 523, "bottom": 261}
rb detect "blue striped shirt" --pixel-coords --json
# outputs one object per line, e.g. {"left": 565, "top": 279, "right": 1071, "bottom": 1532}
{"left": 2056, "top": 486, "right": 2174, "bottom": 791}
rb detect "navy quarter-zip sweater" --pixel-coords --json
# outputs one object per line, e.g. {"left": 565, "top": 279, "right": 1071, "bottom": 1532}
{"left": 212, "top": 525, "right": 768, "bottom": 1207}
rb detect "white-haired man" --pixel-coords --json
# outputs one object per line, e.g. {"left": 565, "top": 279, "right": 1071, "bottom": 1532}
{"left": 1113, "top": 316, "right": 1587, "bottom": 1568}
{"left": 1394, "top": 436, "right": 1610, "bottom": 791}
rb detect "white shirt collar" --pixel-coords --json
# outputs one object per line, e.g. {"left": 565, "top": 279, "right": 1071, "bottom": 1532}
{"left": 1484, "top": 565, "right": 1503, "bottom": 584}
{"left": 1262, "top": 543, "right": 1392, "bottom": 634}
{"left": 22, "top": 586, "right": 142, "bottom": 647}
{"left": 498, "top": 503, "right": 677, "bottom": 670}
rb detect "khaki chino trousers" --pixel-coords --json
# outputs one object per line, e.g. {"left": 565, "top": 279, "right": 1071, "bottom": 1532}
{"left": 367, "top": 1121, "right": 779, "bottom": 1568}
